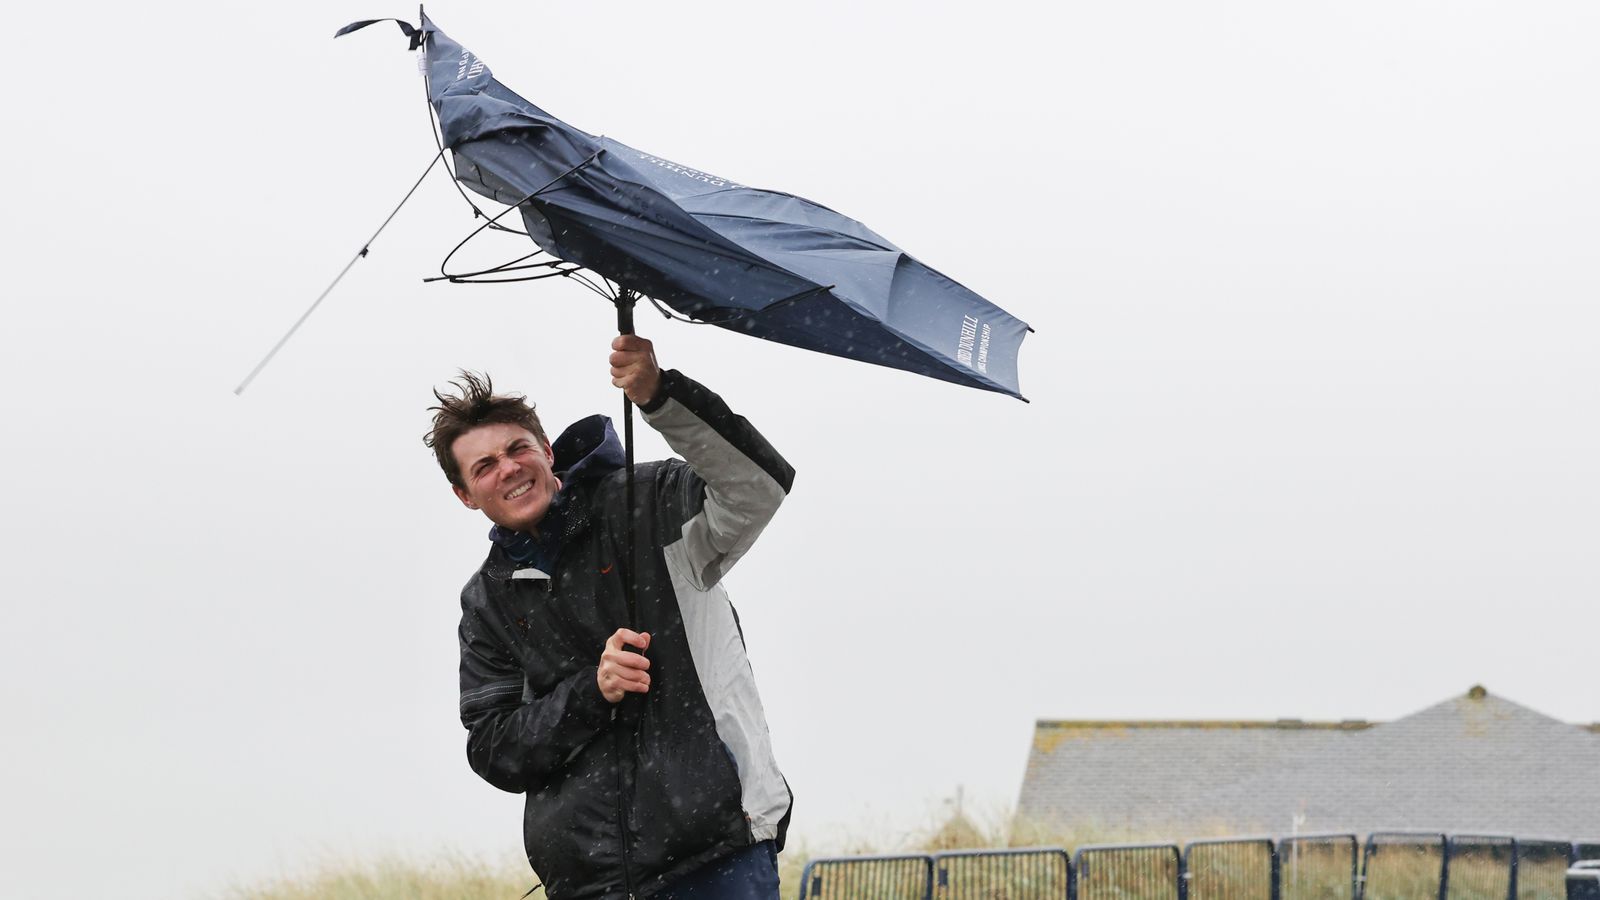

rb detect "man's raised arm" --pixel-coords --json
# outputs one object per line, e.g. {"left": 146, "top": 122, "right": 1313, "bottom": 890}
{"left": 638, "top": 367, "right": 795, "bottom": 590}
{"left": 609, "top": 335, "right": 794, "bottom": 590}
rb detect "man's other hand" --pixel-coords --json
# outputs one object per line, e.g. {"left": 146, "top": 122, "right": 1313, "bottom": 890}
{"left": 598, "top": 628, "right": 652, "bottom": 703}
{"left": 610, "top": 335, "right": 662, "bottom": 406}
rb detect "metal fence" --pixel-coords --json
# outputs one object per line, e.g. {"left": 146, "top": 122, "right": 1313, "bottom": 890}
{"left": 1279, "top": 834, "right": 1359, "bottom": 900}
{"left": 1361, "top": 832, "right": 1447, "bottom": 900}
{"left": 935, "top": 848, "right": 1072, "bottom": 899}
{"left": 796, "top": 834, "right": 1594, "bottom": 900}
{"left": 1183, "top": 837, "right": 1276, "bottom": 900}
{"left": 796, "top": 853, "right": 932, "bottom": 900}
{"left": 1073, "top": 843, "right": 1182, "bottom": 900}
{"left": 1514, "top": 839, "right": 1573, "bottom": 900}
{"left": 1444, "top": 835, "right": 1516, "bottom": 900}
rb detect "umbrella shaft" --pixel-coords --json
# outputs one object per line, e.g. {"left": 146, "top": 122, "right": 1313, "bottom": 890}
{"left": 617, "top": 290, "right": 638, "bottom": 633}
{"left": 622, "top": 390, "right": 635, "bottom": 629}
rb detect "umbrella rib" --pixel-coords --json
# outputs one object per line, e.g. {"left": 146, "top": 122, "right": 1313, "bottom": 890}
{"left": 569, "top": 271, "right": 619, "bottom": 301}
{"left": 233, "top": 146, "right": 447, "bottom": 395}
{"left": 644, "top": 296, "right": 698, "bottom": 324}
{"left": 442, "top": 269, "right": 574, "bottom": 285}
{"left": 433, "top": 150, "right": 605, "bottom": 283}
{"left": 422, "top": 251, "right": 563, "bottom": 283}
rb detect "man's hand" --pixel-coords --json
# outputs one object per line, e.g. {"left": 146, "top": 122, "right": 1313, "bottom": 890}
{"left": 610, "top": 335, "right": 662, "bottom": 407}
{"left": 597, "top": 628, "right": 651, "bottom": 703}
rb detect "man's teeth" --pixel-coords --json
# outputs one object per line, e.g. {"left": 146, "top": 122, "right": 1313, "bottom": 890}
{"left": 506, "top": 482, "right": 533, "bottom": 500}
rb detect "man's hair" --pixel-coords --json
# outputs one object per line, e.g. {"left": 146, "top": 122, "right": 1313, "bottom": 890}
{"left": 424, "top": 371, "right": 548, "bottom": 490}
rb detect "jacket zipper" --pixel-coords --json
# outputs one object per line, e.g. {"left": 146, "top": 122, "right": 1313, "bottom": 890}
{"left": 612, "top": 712, "right": 636, "bottom": 898}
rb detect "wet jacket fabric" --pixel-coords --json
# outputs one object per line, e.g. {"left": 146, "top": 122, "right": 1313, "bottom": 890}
{"left": 457, "top": 370, "right": 794, "bottom": 900}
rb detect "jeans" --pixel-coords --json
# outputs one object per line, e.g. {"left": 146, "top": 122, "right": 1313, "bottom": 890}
{"left": 655, "top": 841, "right": 781, "bottom": 900}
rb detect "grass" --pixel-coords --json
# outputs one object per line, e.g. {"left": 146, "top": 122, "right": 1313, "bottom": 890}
{"left": 215, "top": 850, "right": 537, "bottom": 900}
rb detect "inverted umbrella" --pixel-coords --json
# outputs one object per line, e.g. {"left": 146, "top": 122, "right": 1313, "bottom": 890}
{"left": 329, "top": 10, "right": 1031, "bottom": 402}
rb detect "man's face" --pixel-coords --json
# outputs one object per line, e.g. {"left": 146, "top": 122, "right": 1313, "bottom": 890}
{"left": 450, "top": 422, "right": 561, "bottom": 533}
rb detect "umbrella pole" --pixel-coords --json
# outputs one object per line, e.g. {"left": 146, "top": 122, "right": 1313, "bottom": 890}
{"left": 615, "top": 289, "right": 639, "bottom": 636}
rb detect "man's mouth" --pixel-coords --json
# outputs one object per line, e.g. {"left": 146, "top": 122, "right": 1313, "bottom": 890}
{"left": 505, "top": 481, "right": 534, "bottom": 501}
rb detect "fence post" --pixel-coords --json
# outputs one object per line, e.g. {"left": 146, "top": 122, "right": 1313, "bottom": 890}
{"left": 1177, "top": 845, "right": 1189, "bottom": 900}
{"left": 1358, "top": 834, "right": 1372, "bottom": 900}
{"left": 1269, "top": 839, "right": 1281, "bottom": 900}
{"left": 1349, "top": 836, "right": 1361, "bottom": 900}
{"left": 1507, "top": 837, "right": 1519, "bottom": 900}
{"left": 1439, "top": 836, "right": 1451, "bottom": 900}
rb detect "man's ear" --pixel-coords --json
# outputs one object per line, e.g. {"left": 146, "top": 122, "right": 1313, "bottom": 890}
{"left": 545, "top": 442, "right": 562, "bottom": 492}
{"left": 453, "top": 483, "right": 479, "bottom": 511}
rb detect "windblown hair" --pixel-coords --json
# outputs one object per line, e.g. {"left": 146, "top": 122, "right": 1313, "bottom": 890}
{"left": 424, "top": 371, "right": 548, "bottom": 489}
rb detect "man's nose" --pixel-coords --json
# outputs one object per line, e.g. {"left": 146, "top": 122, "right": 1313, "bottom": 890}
{"left": 495, "top": 455, "right": 523, "bottom": 479}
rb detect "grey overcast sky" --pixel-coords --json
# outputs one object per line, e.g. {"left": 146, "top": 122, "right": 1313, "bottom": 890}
{"left": 3, "top": 1, "right": 1598, "bottom": 897}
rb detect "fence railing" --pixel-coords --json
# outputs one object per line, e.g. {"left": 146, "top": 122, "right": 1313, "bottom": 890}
{"left": 1362, "top": 831, "right": 1447, "bottom": 900}
{"left": 1517, "top": 840, "right": 1579, "bottom": 900}
{"left": 1446, "top": 835, "right": 1517, "bottom": 900}
{"left": 797, "top": 832, "right": 1600, "bottom": 900}
{"left": 795, "top": 853, "right": 932, "bottom": 899}
{"left": 935, "top": 847, "right": 1071, "bottom": 899}
{"left": 1075, "top": 843, "right": 1182, "bottom": 900}
{"left": 1279, "top": 833, "right": 1360, "bottom": 900}
{"left": 1185, "top": 837, "right": 1277, "bottom": 900}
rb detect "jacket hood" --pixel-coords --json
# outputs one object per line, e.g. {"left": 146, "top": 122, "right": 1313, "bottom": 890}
{"left": 488, "top": 415, "right": 624, "bottom": 572}
{"left": 551, "top": 414, "right": 626, "bottom": 484}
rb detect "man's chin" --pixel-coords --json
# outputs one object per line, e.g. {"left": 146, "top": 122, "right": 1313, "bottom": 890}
{"left": 493, "top": 505, "right": 549, "bottom": 535}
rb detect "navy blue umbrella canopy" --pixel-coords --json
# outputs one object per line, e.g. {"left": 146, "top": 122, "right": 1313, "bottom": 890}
{"left": 346, "top": 12, "right": 1031, "bottom": 400}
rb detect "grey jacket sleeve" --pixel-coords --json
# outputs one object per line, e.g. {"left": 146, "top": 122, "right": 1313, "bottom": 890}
{"left": 640, "top": 369, "right": 795, "bottom": 591}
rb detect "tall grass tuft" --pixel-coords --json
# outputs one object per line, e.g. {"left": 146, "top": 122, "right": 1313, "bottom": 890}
{"left": 216, "top": 850, "right": 538, "bottom": 900}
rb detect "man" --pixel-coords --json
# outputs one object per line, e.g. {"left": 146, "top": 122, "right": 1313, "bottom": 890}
{"left": 424, "top": 335, "right": 794, "bottom": 900}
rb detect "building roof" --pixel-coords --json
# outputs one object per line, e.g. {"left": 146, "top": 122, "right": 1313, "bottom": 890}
{"left": 1017, "top": 687, "right": 1600, "bottom": 838}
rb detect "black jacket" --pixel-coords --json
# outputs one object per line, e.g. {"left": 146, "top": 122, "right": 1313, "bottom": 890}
{"left": 457, "top": 370, "right": 794, "bottom": 899}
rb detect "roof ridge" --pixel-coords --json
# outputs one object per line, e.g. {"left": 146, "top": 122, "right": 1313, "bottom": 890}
{"left": 1034, "top": 719, "right": 1376, "bottom": 731}
{"left": 1386, "top": 689, "right": 1572, "bottom": 727}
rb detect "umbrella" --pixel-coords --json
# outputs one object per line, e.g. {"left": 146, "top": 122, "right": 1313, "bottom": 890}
{"left": 336, "top": 10, "right": 1032, "bottom": 402}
